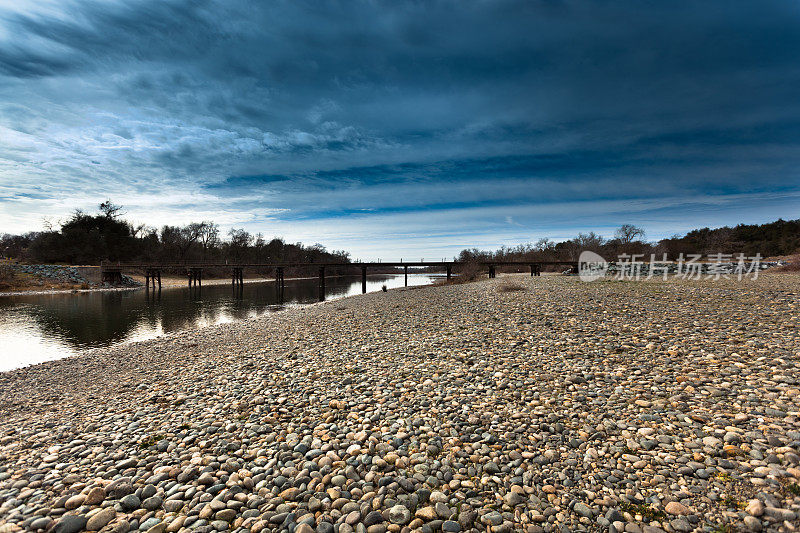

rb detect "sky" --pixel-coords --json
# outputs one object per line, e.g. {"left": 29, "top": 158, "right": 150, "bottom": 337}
{"left": 1, "top": 0, "right": 799, "bottom": 260}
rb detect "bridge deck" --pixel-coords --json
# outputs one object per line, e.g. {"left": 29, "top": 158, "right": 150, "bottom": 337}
{"left": 101, "top": 260, "right": 577, "bottom": 270}
{"left": 102, "top": 260, "right": 571, "bottom": 292}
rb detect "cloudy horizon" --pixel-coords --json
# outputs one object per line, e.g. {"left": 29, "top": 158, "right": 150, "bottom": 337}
{"left": 1, "top": 0, "right": 799, "bottom": 260}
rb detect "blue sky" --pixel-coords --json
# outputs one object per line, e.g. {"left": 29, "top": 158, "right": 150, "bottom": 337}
{"left": 1, "top": 0, "right": 799, "bottom": 260}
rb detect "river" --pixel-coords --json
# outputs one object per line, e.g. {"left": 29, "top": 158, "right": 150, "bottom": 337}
{"left": 0, "top": 273, "right": 439, "bottom": 371}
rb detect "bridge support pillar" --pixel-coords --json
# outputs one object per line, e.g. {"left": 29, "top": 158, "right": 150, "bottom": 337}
{"left": 145, "top": 269, "right": 154, "bottom": 290}
{"left": 446, "top": 265, "right": 452, "bottom": 280}
{"left": 276, "top": 267, "right": 285, "bottom": 302}
{"left": 101, "top": 269, "right": 122, "bottom": 285}
{"left": 404, "top": 265, "right": 408, "bottom": 286}
{"left": 361, "top": 266, "right": 367, "bottom": 294}
{"left": 145, "top": 268, "right": 161, "bottom": 290}
{"left": 231, "top": 267, "right": 243, "bottom": 288}
{"left": 188, "top": 268, "right": 202, "bottom": 288}
{"left": 319, "top": 266, "right": 325, "bottom": 301}
{"left": 361, "top": 265, "right": 367, "bottom": 294}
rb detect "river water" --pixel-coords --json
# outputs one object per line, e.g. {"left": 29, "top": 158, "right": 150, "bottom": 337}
{"left": 0, "top": 273, "right": 439, "bottom": 371}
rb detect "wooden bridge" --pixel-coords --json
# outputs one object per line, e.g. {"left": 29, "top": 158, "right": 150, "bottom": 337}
{"left": 101, "top": 260, "right": 579, "bottom": 298}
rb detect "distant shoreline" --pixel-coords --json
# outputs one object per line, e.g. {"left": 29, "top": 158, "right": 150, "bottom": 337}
{"left": 0, "top": 271, "right": 436, "bottom": 297}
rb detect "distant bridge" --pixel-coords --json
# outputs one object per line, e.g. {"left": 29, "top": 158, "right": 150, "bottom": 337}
{"left": 100, "top": 260, "right": 579, "bottom": 296}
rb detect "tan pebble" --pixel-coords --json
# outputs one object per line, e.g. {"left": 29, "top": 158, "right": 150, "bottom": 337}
{"left": 85, "top": 486, "right": 106, "bottom": 505}
{"left": 65, "top": 494, "right": 86, "bottom": 510}
{"left": 199, "top": 504, "right": 214, "bottom": 519}
{"left": 665, "top": 501, "right": 689, "bottom": 515}
{"left": 723, "top": 445, "right": 742, "bottom": 457}
{"left": 745, "top": 499, "right": 764, "bottom": 517}
{"left": 415, "top": 507, "right": 437, "bottom": 520}
{"left": 250, "top": 520, "right": 269, "bottom": 533}
{"left": 86, "top": 507, "right": 116, "bottom": 531}
{"left": 166, "top": 515, "right": 185, "bottom": 533}
{"left": 279, "top": 487, "right": 301, "bottom": 500}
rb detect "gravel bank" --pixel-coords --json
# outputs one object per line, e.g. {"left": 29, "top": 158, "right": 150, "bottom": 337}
{"left": 0, "top": 264, "right": 138, "bottom": 295}
{"left": 0, "top": 275, "right": 799, "bottom": 533}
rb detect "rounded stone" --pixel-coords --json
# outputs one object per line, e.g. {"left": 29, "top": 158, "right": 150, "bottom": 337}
{"left": 388, "top": 505, "right": 412, "bottom": 525}
{"left": 665, "top": 502, "right": 689, "bottom": 516}
{"left": 86, "top": 507, "right": 116, "bottom": 531}
{"left": 442, "top": 521, "right": 461, "bottom": 532}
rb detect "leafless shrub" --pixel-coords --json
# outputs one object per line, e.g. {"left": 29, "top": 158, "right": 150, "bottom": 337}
{"left": 0, "top": 264, "right": 18, "bottom": 290}
{"left": 438, "top": 261, "right": 483, "bottom": 285}
{"left": 497, "top": 281, "right": 526, "bottom": 293}
{"left": 776, "top": 254, "right": 800, "bottom": 272}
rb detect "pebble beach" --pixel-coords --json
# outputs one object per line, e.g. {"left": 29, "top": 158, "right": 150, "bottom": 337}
{"left": 1, "top": 274, "right": 799, "bottom": 533}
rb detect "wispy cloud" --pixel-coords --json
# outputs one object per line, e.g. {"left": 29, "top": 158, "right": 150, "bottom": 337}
{"left": 1, "top": 0, "right": 799, "bottom": 258}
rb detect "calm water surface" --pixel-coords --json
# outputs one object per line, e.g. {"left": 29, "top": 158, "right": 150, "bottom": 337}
{"left": 0, "top": 273, "right": 439, "bottom": 371}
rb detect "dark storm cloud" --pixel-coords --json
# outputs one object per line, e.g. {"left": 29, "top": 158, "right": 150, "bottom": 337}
{"left": 1, "top": 0, "right": 799, "bottom": 256}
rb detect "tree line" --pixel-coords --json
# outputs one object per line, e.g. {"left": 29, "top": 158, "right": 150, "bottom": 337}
{"left": 456, "top": 219, "right": 800, "bottom": 265}
{"left": 0, "top": 202, "right": 351, "bottom": 266}
{"left": 2, "top": 203, "right": 797, "bottom": 267}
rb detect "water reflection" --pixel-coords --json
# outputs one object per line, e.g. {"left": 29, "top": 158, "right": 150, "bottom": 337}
{"left": 0, "top": 274, "right": 438, "bottom": 371}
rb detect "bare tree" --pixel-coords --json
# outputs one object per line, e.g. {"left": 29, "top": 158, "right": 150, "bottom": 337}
{"left": 228, "top": 228, "right": 253, "bottom": 261}
{"left": 196, "top": 221, "right": 220, "bottom": 259}
{"left": 573, "top": 232, "right": 605, "bottom": 251}
{"left": 131, "top": 224, "right": 154, "bottom": 238}
{"left": 228, "top": 228, "right": 253, "bottom": 247}
{"left": 614, "top": 224, "right": 646, "bottom": 244}
{"left": 160, "top": 224, "right": 201, "bottom": 260}
{"left": 99, "top": 200, "right": 124, "bottom": 219}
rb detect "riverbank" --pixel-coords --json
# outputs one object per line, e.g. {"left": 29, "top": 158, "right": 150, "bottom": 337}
{"left": 1, "top": 274, "right": 799, "bottom": 532}
{"left": 0, "top": 265, "right": 89, "bottom": 294}
{"left": 0, "top": 272, "right": 414, "bottom": 297}
{"left": 129, "top": 274, "right": 270, "bottom": 289}
{"left": 0, "top": 264, "right": 139, "bottom": 296}
{"left": 126, "top": 273, "right": 406, "bottom": 290}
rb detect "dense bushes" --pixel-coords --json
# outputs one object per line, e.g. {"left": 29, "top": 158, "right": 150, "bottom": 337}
{"left": 457, "top": 220, "right": 800, "bottom": 266}
{"left": 659, "top": 219, "right": 800, "bottom": 258}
